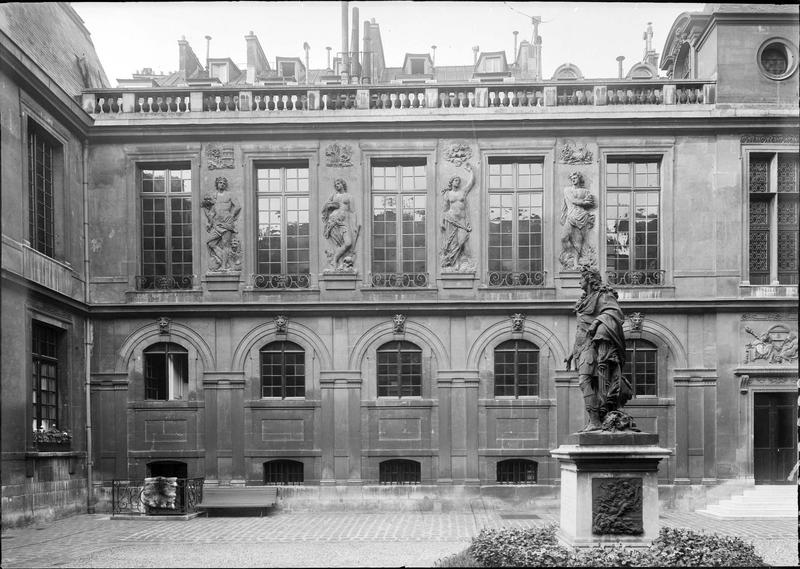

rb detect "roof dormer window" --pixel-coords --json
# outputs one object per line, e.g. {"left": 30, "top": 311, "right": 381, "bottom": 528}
{"left": 483, "top": 56, "right": 502, "bottom": 73}
{"left": 210, "top": 62, "right": 229, "bottom": 83}
{"left": 280, "top": 61, "right": 296, "bottom": 79}
{"left": 410, "top": 58, "right": 425, "bottom": 75}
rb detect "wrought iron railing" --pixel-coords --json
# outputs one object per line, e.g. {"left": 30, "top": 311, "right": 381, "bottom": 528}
{"left": 369, "top": 272, "right": 429, "bottom": 288}
{"left": 606, "top": 269, "right": 666, "bottom": 286}
{"left": 251, "top": 273, "right": 311, "bottom": 289}
{"left": 487, "top": 270, "right": 547, "bottom": 287}
{"left": 135, "top": 275, "right": 195, "bottom": 290}
{"left": 111, "top": 477, "right": 204, "bottom": 516}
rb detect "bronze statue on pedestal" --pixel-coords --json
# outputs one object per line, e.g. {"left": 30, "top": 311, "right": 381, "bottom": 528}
{"left": 565, "top": 265, "right": 636, "bottom": 432}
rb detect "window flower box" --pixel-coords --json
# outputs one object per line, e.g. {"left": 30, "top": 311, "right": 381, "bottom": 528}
{"left": 33, "top": 426, "right": 72, "bottom": 451}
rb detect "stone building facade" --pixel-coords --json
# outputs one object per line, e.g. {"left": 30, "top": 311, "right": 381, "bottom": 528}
{"left": 1, "top": 2, "right": 798, "bottom": 526}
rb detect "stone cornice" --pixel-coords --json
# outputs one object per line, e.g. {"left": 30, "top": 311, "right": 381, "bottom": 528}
{"left": 86, "top": 296, "right": 798, "bottom": 317}
{"left": 85, "top": 111, "right": 799, "bottom": 143}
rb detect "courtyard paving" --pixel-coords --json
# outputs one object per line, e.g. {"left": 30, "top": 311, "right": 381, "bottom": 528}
{"left": 1, "top": 509, "right": 796, "bottom": 567}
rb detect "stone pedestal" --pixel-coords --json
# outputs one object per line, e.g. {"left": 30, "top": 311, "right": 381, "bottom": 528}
{"left": 437, "top": 271, "right": 477, "bottom": 290}
{"left": 550, "top": 432, "right": 671, "bottom": 548}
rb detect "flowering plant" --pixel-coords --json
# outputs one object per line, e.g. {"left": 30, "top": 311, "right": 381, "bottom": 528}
{"left": 32, "top": 425, "right": 72, "bottom": 444}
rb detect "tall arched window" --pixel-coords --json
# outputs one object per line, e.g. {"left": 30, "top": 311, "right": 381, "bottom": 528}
{"left": 377, "top": 341, "right": 422, "bottom": 397}
{"left": 260, "top": 341, "right": 305, "bottom": 398}
{"left": 624, "top": 339, "right": 657, "bottom": 396}
{"left": 143, "top": 342, "right": 188, "bottom": 400}
{"left": 494, "top": 340, "right": 539, "bottom": 397}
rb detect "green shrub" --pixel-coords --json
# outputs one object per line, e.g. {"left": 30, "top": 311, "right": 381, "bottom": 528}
{"left": 450, "top": 524, "right": 768, "bottom": 568}
{"left": 648, "top": 527, "right": 768, "bottom": 567}
{"left": 569, "top": 542, "right": 651, "bottom": 567}
{"left": 467, "top": 524, "right": 572, "bottom": 567}
{"left": 433, "top": 549, "right": 482, "bottom": 567}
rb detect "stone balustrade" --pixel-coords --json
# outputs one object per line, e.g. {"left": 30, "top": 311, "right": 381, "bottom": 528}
{"left": 81, "top": 80, "right": 716, "bottom": 116}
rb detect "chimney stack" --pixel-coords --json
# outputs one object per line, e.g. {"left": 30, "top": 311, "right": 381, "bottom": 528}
{"left": 341, "top": 1, "right": 349, "bottom": 79}
{"left": 245, "top": 31, "right": 270, "bottom": 84}
{"left": 351, "top": 6, "right": 360, "bottom": 79}
{"left": 178, "top": 37, "right": 204, "bottom": 79}
{"left": 205, "top": 35, "right": 212, "bottom": 72}
{"left": 431, "top": 45, "right": 437, "bottom": 69}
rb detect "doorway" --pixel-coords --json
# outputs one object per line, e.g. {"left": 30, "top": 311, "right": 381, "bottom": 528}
{"left": 753, "top": 392, "right": 797, "bottom": 484}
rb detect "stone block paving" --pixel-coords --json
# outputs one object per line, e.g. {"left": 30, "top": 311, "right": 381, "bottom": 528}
{"left": 1, "top": 510, "right": 796, "bottom": 568}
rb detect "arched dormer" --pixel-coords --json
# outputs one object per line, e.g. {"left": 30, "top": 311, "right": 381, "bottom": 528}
{"left": 627, "top": 62, "right": 659, "bottom": 80}
{"left": 551, "top": 63, "right": 583, "bottom": 81}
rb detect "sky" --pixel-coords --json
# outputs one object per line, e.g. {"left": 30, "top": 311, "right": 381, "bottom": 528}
{"left": 74, "top": 2, "right": 706, "bottom": 85}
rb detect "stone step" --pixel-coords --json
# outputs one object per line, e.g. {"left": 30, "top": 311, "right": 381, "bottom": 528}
{"left": 697, "top": 485, "right": 798, "bottom": 519}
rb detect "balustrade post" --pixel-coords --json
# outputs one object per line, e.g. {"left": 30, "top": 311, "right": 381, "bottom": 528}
{"left": 544, "top": 86, "right": 557, "bottom": 107}
{"left": 663, "top": 84, "right": 677, "bottom": 105}
{"left": 82, "top": 93, "right": 96, "bottom": 114}
{"left": 307, "top": 90, "right": 320, "bottom": 110}
{"left": 474, "top": 87, "right": 489, "bottom": 108}
{"left": 238, "top": 91, "right": 252, "bottom": 111}
{"left": 356, "top": 89, "right": 370, "bottom": 109}
{"left": 593, "top": 86, "right": 607, "bottom": 106}
{"left": 120, "top": 92, "right": 135, "bottom": 113}
{"left": 424, "top": 87, "right": 439, "bottom": 109}
{"left": 703, "top": 84, "right": 715, "bottom": 104}
{"left": 190, "top": 91, "right": 204, "bottom": 112}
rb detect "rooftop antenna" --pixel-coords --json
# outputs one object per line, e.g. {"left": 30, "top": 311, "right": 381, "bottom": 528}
{"left": 204, "top": 35, "right": 212, "bottom": 72}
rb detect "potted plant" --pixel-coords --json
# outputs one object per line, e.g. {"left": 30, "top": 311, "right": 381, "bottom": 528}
{"left": 33, "top": 425, "right": 72, "bottom": 452}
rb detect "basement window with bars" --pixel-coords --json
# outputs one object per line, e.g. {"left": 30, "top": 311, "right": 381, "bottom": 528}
{"left": 379, "top": 459, "right": 421, "bottom": 485}
{"left": 748, "top": 152, "right": 799, "bottom": 285}
{"left": 264, "top": 460, "right": 304, "bottom": 485}
{"left": 496, "top": 459, "right": 538, "bottom": 484}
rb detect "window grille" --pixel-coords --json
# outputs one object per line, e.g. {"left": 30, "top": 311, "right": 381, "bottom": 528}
{"left": 494, "top": 340, "right": 539, "bottom": 397}
{"left": 748, "top": 153, "right": 799, "bottom": 285}
{"left": 264, "top": 460, "right": 304, "bottom": 485}
{"left": 260, "top": 341, "right": 305, "bottom": 398}
{"left": 496, "top": 459, "right": 538, "bottom": 484}
{"left": 379, "top": 459, "right": 421, "bottom": 484}
{"left": 377, "top": 341, "right": 422, "bottom": 397}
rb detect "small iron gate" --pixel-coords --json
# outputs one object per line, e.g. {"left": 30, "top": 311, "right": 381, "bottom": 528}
{"left": 111, "top": 477, "right": 204, "bottom": 516}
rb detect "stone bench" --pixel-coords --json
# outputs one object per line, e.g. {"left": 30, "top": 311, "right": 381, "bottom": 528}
{"left": 196, "top": 486, "right": 278, "bottom": 516}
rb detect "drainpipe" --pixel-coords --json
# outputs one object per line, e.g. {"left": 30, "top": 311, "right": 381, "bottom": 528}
{"left": 82, "top": 141, "right": 95, "bottom": 514}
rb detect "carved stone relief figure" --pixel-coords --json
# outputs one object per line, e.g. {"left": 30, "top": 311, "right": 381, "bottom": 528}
{"left": 560, "top": 141, "right": 594, "bottom": 164}
{"left": 565, "top": 265, "right": 636, "bottom": 432}
{"left": 440, "top": 162, "right": 477, "bottom": 271}
{"left": 559, "top": 171, "right": 597, "bottom": 270}
{"left": 201, "top": 176, "right": 242, "bottom": 272}
{"left": 322, "top": 178, "right": 361, "bottom": 271}
{"left": 744, "top": 325, "right": 798, "bottom": 364}
{"left": 324, "top": 143, "right": 353, "bottom": 168}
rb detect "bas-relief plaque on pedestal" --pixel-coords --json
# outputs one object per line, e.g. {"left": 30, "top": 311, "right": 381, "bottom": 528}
{"left": 592, "top": 477, "right": 644, "bottom": 535}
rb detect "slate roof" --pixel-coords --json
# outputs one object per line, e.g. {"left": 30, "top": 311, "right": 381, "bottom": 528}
{"left": 0, "top": 2, "right": 109, "bottom": 96}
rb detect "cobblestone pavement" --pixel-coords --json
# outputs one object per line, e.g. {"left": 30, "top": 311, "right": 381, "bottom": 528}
{"left": 1, "top": 510, "right": 796, "bottom": 568}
